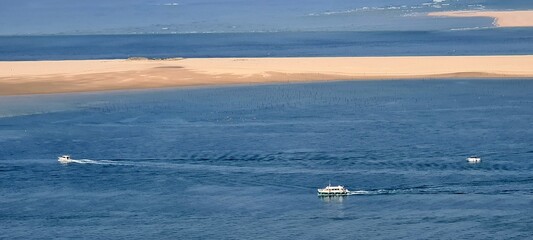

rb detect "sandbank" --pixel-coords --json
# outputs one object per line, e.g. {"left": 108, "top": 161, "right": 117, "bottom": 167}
{"left": 1, "top": 56, "right": 533, "bottom": 95}
{"left": 428, "top": 10, "right": 533, "bottom": 28}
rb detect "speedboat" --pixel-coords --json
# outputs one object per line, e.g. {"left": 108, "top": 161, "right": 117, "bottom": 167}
{"left": 467, "top": 156, "right": 481, "bottom": 163}
{"left": 58, "top": 155, "right": 73, "bottom": 164}
{"left": 318, "top": 184, "right": 350, "bottom": 196}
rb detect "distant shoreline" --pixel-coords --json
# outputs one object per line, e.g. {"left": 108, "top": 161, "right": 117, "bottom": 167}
{"left": 1, "top": 56, "right": 533, "bottom": 96}
{"left": 428, "top": 10, "right": 533, "bottom": 28}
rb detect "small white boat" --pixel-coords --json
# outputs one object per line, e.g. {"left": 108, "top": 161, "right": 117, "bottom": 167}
{"left": 318, "top": 184, "right": 350, "bottom": 196}
{"left": 467, "top": 156, "right": 481, "bottom": 163}
{"left": 58, "top": 155, "right": 73, "bottom": 164}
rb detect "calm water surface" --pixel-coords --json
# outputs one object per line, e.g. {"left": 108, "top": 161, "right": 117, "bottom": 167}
{"left": 2, "top": 29, "right": 533, "bottom": 60}
{"left": 1, "top": 80, "right": 532, "bottom": 239}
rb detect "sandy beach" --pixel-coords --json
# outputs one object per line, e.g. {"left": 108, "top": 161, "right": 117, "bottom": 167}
{"left": 428, "top": 10, "right": 533, "bottom": 27}
{"left": 1, "top": 55, "right": 533, "bottom": 95}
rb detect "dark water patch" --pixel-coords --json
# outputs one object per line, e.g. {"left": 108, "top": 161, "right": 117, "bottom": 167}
{"left": 1, "top": 30, "right": 533, "bottom": 60}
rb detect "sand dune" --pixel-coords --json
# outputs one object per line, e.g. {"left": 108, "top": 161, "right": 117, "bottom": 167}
{"left": 1, "top": 56, "right": 533, "bottom": 95}
{"left": 428, "top": 10, "right": 533, "bottom": 28}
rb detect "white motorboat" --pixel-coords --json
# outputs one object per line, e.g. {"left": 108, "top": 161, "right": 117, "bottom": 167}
{"left": 318, "top": 183, "right": 350, "bottom": 196}
{"left": 467, "top": 156, "right": 481, "bottom": 163}
{"left": 58, "top": 155, "right": 73, "bottom": 164}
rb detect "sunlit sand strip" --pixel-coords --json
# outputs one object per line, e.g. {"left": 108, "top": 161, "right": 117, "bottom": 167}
{"left": 1, "top": 55, "right": 533, "bottom": 95}
{"left": 428, "top": 10, "right": 533, "bottom": 28}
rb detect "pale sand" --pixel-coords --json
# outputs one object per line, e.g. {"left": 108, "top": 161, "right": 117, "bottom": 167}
{"left": 1, "top": 56, "right": 533, "bottom": 95}
{"left": 428, "top": 10, "right": 533, "bottom": 28}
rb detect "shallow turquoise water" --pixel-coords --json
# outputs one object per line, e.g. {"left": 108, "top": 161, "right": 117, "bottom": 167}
{"left": 1, "top": 80, "right": 532, "bottom": 239}
{"left": 2, "top": 0, "right": 532, "bottom": 35}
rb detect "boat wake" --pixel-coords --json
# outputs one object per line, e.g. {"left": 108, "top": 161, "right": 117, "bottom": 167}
{"left": 58, "top": 158, "right": 187, "bottom": 168}
{"left": 348, "top": 190, "right": 371, "bottom": 195}
{"left": 61, "top": 158, "right": 134, "bottom": 166}
{"left": 345, "top": 186, "right": 470, "bottom": 196}
{"left": 347, "top": 188, "right": 451, "bottom": 196}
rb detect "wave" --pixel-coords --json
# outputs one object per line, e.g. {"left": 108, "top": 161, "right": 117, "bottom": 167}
{"left": 346, "top": 180, "right": 533, "bottom": 196}
{"left": 59, "top": 151, "right": 533, "bottom": 174}
{"left": 349, "top": 190, "right": 371, "bottom": 195}
{"left": 59, "top": 157, "right": 532, "bottom": 196}
{"left": 449, "top": 26, "right": 493, "bottom": 31}
{"left": 158, "top": 3, "right": 179, "bottom": 7}
{"left": 307, "top": 1, "right": 488, "bottom": 18}
{"left": 307, "top": 1, "right": 462, "bottom": 17}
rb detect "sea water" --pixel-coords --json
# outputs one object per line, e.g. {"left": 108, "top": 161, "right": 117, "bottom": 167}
{"left": 1, "top": 80, "right": 532, "bottom": 239}
{"left": 2, "top": 29, "right": 533, "bottom": 60}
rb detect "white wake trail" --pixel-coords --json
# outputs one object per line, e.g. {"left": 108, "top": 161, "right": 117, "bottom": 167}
{"left": 348, "top": 190, "right": 371, "bottom": 195}
{"left": 64, "top": 159, "right": 135, "bottom": 166}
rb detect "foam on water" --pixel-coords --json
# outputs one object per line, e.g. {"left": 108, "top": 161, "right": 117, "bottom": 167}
{"left": 64, "top": 159, "right": 132, "bottom": 166}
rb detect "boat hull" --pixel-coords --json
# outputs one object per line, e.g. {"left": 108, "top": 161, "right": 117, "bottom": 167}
{"left": 58, "top": 157, "right": 72, "bottom": 164}
{"left": 317, "top": 184, "right": 350, "bottom": 196}
{"left": 317, "top": 192, "right": 350, "bottom": 197}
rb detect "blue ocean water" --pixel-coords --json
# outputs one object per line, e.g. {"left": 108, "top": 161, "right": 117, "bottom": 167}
{"left": 2, "top": 0, "right": 532, "bottom": 35}
{"left": 1, "top": 80, "right": 532, "bottom": 239}
{"left": 2, "top": 29, "right": 533, "bottom": 60}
